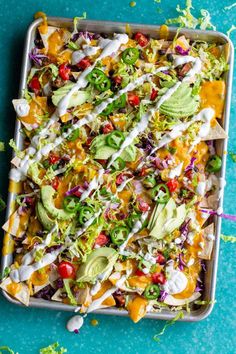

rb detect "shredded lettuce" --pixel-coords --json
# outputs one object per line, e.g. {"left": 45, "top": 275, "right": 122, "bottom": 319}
{"left": 227, "top": 25, "right": 236, "bottom": 37}
{"left": 0, "top": 141, "right": 5, "bottom": 151}
{"left": 0, "top": 266, "right": 10, "bottom": 280}
{"left": 166, "top": 0, "right": 216, "bottom": 30}
{"left": 63, "top": 279, "right": 77, "bottom": 305}
{"left": 153, "top": 311, "right": 184, "bottom": 342}
{"left": 194, "top": 300, "right": 216, "bottom": 305}
{"left": 39, "top": 342, "right": 67, "bottom": 354}
{"left": 72, "top": 13, "right": 87, "bottom": 36}
{"left": 224, "top": 3, "right": 236, "bottom": 10}
{"left": 9, "top": 139, "right": 24, "bottom": 159}
{"left": 221, "top": 234, "right": 236, "bottom": 243}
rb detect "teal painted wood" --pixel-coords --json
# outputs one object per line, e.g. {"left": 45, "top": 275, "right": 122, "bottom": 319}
{"left": 0, "top": 1, "right": 235, "bottom": 353}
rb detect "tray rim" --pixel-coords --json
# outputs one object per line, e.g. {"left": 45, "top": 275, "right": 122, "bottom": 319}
{"left": 1, "top": 16, "right": 234, "bottom": 322}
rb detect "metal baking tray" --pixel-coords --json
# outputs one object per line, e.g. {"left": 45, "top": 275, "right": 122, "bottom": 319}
{"left": 1, "top": 17, "right": 234, "bottom": 322}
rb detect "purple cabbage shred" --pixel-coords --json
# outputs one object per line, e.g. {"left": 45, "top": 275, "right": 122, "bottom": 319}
{"left": 175, "top": 45, "right": 190, "bottom": 56}
{"left": 29, "top": 48, "right": 48, "bottom": 66}
{"left": 159, "top": 290, "right": 168, "bottom": 302}
{"left": 200, "top": 209, "right": 236, "bottom": 221}
{"left": 185, "top": 157, "right": 196, "bottom": 172}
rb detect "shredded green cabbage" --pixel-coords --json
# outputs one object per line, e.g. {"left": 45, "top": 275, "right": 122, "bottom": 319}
{"left": 72, "top": 13, "right": 87, "bottom": 35}
{"left": 221, "top": 234, "right": 236, "bottom": 243}
{"left": 153, "top": 311, "right": 184, "bottom": 342}
{"left": 63, "top": 279, "right": 77, "bottom": 306}
{"left": 39, "top": 342, "right": 67, "bottom": 354}
{"left": 229, "top": 152, "right": 236, "bottom": 162}
{"left": 166, "top": 0, "right": 216, "bottom": 30}
{"left": 9, "top": 139, "right": 24, "bottom": 159}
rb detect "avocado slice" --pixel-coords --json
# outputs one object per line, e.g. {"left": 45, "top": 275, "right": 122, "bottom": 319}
{"left": 36, "top": 202, "right": 55, "bottom": 231}
{"left": 41, "top": 185, "right": 75, "bottom": 220}
{"left": 160, "top": 83, "right": 199, "bottom": 118}
{"left": 52, "top": 83, "right": 90, "bottom": 108}
{"left": 94, "top": 144, "right": 137, "bottom": 162}
{"left": 76, "top": 247, "right": 118, "bottom": 283}
{"left": 150, "top": 198, "right": 186, "bottom": 239}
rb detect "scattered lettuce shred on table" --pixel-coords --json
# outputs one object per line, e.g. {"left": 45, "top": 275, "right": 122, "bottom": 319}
{"left": 153, "top": 311, "right": 184, "bottom": 342}
{"left": 221, "top": 234, "right": 236, "bottom": 243}
{"left": 0, "top": 142, "right": 5, "bottom": 152}
{"left": 0, "top": 346, "right": 17, "bottom": 354}
{"left": 0, "top": 343, "right": 67, "bottom": 354}
{"left": 165, "top": 0, "right": 216, "bottom": 30}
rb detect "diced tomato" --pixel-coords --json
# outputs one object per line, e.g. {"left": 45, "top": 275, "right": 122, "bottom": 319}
{"left": 128, "top": 92, "right": 140, "bottom": 107}
{"left": 134, "top": 32, "right": 149, "bottom": 47}
{"left": 94, "top": 232, "right": 109, "bottom": 247}
{"left": 116, "top": 173, "right": 125, "bottom": 185}
{"left": 139, "top": 167, "right": 148, "bottom": 177}
{"left": 59, "top": 63, "right": 71, "bottom": 80}
{"left": 73, "top": 190, "right": 82, "bottom": 197}
{"left": 77, "top": 57, "right": 91, "bottom": 70}
{"left": 156, "top": 253, "right": 166, "bottom": 265}
{"left": 49, "top": 154, "right": 60, "bottom": 165}
{"left": 29, "top": 76, "right": 41, "bottom": 93}
{"left": 137, "top": 198, "right": 150, "bottom": 212}
{"left": 185, "top": 170, "right": 193, "bottom": 180}
{"left": 103, "top": 122, "right": 114, "bottom": 134}
{"left": 57, "top": 261, "right": 75, "bottom": 279}
{"left": 113, "top": 76, "right": 122, "bottom": 85}
{"left": 150, "top": 88, "right": 158, "bottom": 101}
{"left": 152, "top": 272, "right": 166, "bottom": 285}
{"left": 52, "top": 176, "right": 60, "bottom": 190}
{"left": 166, "top": 179, "right": 178, "bottom": 193}
{"left": 135, "top": 269, "right": 146, "bottom": 276}
{"left": 85, "top": 137, "right": 93, "bottom": 146}
{"left": 97, "top": 159, "right": 107, "bottom": 166}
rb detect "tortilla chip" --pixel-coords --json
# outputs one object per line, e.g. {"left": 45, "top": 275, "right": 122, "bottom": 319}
{"left": 2, "top": 208, "right": 31, "bottom": 238}
{"left": 33, "top": 282, "right": 50, "bottom": 295}
{"left": 198, "top": 223, "right": 215, "bottom": 260}
{"left": 164, "top": 292, "right": 201, "bottom": 306}
{"left": 51, "top": 288, "right": 63, "bottom": 302}
{"left": 39, "top": 26, "right": 60, "bottom": 51}
{"left": 202, "top": 120, "right": 227, "bottom": 141}
{"left": 0, "top": 277, "right": 30, "bottom": 306}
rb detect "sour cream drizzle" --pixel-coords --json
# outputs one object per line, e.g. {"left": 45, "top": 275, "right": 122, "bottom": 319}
{"left": 57, "top": 33, "right": 129, "bottom": 117}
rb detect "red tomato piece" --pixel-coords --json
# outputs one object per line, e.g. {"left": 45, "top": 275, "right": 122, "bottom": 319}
{"left": 137, "top": 198, "right": 150, "bottom": 212}
{"left": 77, "top": 57, "right": 91, "bottom": 70}
{"left": 94, "top": 233, "right": 109, "bottom": 247}
{"left": 134, "top": 32, "right": 149, "bottom": 47}
{"left": 139, "top": 167, "right": 148, "bottom": 177}
{"left": 128, "top": 92, "right": 140, "bottom": 107}
{"left": 150, "top": 88, "right": 158, "bottom": 101}
{"left": 29, "top": 76, "right": 41, "bottom": 93}
{"left": 52, "top": 176, "right": 60, "bottom": 190}
{"left": 113, "top": 76, "right": 122, "bottom": 85}
{"left": 156, "top": 253, "right": 166, "bottom": 265}
{"left": 97, "top": 159, "right": 107, "bottom": 166}
{"left": 152, "top": 272, "right": 166, "bottom": 285}
{"left": 59, "top": 63, "right": 71, "bottom": 80}
{"left": 135, "top": 269, "right": 146, "bottom": 276}
{"left": 85, "top": 137, "right": 93, "bottom": 146}
{"left": 103, "top": 122, "right": 114, "bottom": 134}
{"left": 49, "top": 154, "right": 60, "bottom": 165}
{"left": 166, "top": 179, "right": 178, "bottom": 193}
{"left": 58, "top": 261, "right": 75, "bottom": 279}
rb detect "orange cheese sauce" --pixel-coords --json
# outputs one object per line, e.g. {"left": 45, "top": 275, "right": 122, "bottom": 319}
{"left": 127, "top": 296, "right": 148, "bottom": 323}
{"left": 20, "top": 97, "right": 48, "bottom": 125}
{"left": 47, "top": 29, "right": 65, "bottom": 58}
{"left": 92, "top": 280, "right": 116, "bottom": 307}
{"left": 30, "top": 270, "right": 49, "bottom": 286}
{"left": 6, "top": 282, "right": 22, "bottom": 296}
{"left": 200, "top": 80, "right": 225, "bottom": 119}
{"left": 2, "top": 233, "right": 14, "bottom": 256}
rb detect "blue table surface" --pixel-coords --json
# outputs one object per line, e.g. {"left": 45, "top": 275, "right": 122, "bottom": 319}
{"left": 0, "top": 0, "right": 235, "bottom": 353}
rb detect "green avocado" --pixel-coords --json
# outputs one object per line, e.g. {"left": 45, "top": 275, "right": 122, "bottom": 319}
{"left": 36, "top": 202, "right": 55, "bottom": 230}
{"left": 159, "top": 83, "right": 199, "bottom": 118}
{"left": 92, "top": 134, "right": 137, "bottom": 162}
{"left": 149, "top": 198, "right": 186, "bottom": 239}
{"left": 41, "top": 185, "right": 75, "bottom": 220}
{"left": 52, "top": 83, "right": 90, "bottom": 108}
{"left": 76, "top": 247, "right": 118, "bottom": 283}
